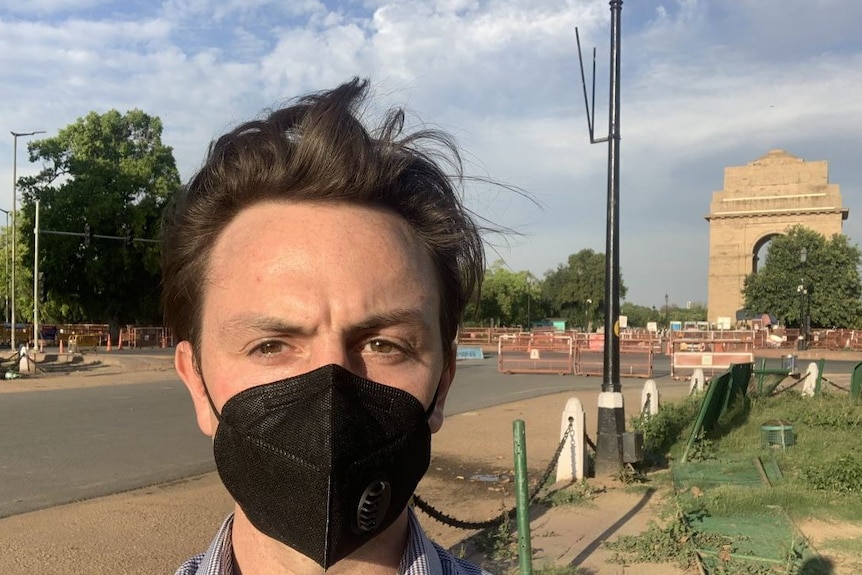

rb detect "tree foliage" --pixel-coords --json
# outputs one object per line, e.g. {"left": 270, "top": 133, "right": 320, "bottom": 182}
{"left": 467, "top": 261, "right": 539, "bottom": 327}
{"left": 743, "top": 226, "right": 862, "bottom": 328}
{"left": 541, "top": 249, "right": 626, "bottom": 328}
{"left": 620, "top": 302, "right": 662, "bottom": 328}
{"left": 17, "top": 109, "right": 180, "bottom": 326}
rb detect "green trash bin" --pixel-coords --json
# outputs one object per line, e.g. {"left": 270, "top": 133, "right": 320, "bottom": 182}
{"left": 852, "top": 361, "right": 862, "bottom": 401}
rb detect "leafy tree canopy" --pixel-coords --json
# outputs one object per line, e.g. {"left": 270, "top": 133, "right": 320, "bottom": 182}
{"left": 541, "top": 249, "right": 626, "bottom": 328}
{"left": 17, "top": 109, "right": 181, "bottom": 326}
{"left": 620, "top": 302, "right": 662, "bottom": 328}
{"left": 742, "top": 226, "right": 862, "bottom": 329}
{"left": 466, "top": 261, "right": 539, "bottom": 327}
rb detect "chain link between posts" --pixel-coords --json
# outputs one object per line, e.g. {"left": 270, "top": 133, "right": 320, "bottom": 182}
{"left": 412, "top": 421, "right": 576, "bottom": 530}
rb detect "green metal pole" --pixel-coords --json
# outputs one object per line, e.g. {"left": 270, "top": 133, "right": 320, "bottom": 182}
{"left": 757, "top": 358, "right": 766, "bottom": 395}
{"left": 513, "top": 419, "right": 533, "bottom": 575}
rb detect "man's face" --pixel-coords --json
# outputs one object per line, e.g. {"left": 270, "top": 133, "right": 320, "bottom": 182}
{"left": 176, "top": 201, "right": 454, "bottom": 436}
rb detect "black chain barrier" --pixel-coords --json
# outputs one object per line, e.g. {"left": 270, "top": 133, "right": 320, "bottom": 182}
{"left": 413, "top": 421, "right": 575, "bottom": 530}
{"left": 773, "top": 376, "right": 801, "bottom": 395}
{"left": 822, "top": 376, "right": 851, "bottom": 393}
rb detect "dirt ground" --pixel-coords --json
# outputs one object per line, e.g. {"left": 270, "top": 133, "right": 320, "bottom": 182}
{"left": 1, "top": 361, "right": 859, "bottom": 573}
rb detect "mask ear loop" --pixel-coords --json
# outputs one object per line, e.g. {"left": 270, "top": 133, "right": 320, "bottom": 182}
{"left": 200, "top": 378, "right": 224, "bottom": 424}
{"left": 424, "top": 384, "right": 441, "bottom": 421}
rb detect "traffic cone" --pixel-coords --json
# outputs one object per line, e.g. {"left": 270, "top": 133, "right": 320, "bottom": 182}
{"left": 106, "top": 334, "right": 112, "bottom": 352}
{"left": 59, "top": 338, "right": 64, "bottom": 354}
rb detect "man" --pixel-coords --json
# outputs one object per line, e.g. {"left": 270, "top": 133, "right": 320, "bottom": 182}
{"left": 162, "top": 78, "right": 491, "bottom": 574}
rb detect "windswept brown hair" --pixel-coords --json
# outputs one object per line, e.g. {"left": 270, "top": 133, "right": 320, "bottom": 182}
{"left": 161, "top": 78, "right": 484, "bottom": 367}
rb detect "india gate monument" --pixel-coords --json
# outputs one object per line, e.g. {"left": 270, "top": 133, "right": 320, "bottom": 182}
{"left": 706, "top": 149, "right": 848, "bottom": 326}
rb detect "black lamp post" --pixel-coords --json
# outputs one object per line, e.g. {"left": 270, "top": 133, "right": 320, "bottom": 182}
{"left": 797, "top": 247, "right": 808, "bottom": 351}
{"left": 664, "top": 293, "right": 669, "bottom": 328}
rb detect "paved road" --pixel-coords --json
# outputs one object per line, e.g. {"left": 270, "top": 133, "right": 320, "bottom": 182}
{"left": 0, "top": 378, "right": 213, "bottom": 518}
{"left": 0, "top": 352, "right": 853, "bottom": 519}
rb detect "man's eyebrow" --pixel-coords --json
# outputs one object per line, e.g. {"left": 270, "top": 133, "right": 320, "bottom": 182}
{"left": 220, "top": 314, "right": 309, "bottom": 337}
{"left": 219, "top": 309, "right": 432, "bottom": 335}
{"left": 350, "top": 308, "right": 432, "bottom": 333}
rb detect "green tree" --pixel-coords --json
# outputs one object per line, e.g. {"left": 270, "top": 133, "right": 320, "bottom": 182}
{"left": 665, "top": 303, "right": 708, "bottom": 324}
{"left": 743, "top": 226, "right": 862, "bottom": 328}
{"left": 17, "top": 109, "right": 181, "bottom": 327}
{"left": 0, "top": 220, "right": 33, "bottom": 326}
{"left": 620, "top": 302, "right": 662, "bottom": 328}
{"left": 541, "top": 249, "right": 627, "bottom": 328}
{"left": 471, "top": 261, "right": 538, "bottom": 327}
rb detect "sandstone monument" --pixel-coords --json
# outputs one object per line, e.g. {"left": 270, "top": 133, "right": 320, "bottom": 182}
{"left": 706, "top": 149, "right": 848, "bottom": 326}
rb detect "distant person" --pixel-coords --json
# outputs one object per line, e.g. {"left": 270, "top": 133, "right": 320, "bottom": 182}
{"left": 161, "top": 78, "right": 491, "bottom": 574}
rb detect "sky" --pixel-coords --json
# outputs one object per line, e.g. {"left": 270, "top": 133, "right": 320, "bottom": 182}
{"left": 1, "top": 0, "right": 860, "bottom": 310}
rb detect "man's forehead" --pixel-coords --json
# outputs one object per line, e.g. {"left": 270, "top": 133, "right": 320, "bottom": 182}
{"left": 199, "top": 201, "right": 444, "bottom": 322}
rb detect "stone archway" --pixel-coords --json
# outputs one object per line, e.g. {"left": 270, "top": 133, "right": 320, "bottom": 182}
{"left": 706, "top": 150, "right": 848, "bottom": 325}
{"left": 751, "top": 232, "right": 780, "bottom": 274}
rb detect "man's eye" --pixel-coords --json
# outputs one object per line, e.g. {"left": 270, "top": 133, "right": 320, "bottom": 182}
{"left": 366, "top": 339, "right": 398, "bottom": 354}
{"left": 252, "top": 340, "right": 285, "bottom": 356}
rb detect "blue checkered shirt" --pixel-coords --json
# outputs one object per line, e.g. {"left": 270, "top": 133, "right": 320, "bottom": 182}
{"left": 174, "top": 510, "right": 491, "bottom": 574}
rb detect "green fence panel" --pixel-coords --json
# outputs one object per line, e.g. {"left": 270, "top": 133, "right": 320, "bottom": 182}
{"left": 852, "top": 361, "right": 862, "bottom": 401}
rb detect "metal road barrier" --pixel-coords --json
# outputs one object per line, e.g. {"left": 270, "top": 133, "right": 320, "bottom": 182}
{"left": 575, "top": 346, "right": 654, "bottom": 378}
{"left": 671, "top": 350, "right": 754, "bottom": 379}
{"left": 498, "top": 333, "right": 574, "bottom": 375}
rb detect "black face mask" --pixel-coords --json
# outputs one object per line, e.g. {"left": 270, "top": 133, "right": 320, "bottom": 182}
{"left": 206, "top": 364, "right": 434, "bottom": 569}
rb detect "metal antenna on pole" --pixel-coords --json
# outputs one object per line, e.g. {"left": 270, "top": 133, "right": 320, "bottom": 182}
{"left": 576, "top": 0, "right": 625, "bottom": 475}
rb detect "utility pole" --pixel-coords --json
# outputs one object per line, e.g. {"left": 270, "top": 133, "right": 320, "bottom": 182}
{"left": 33, "top": 200, "right": 40, "bottom": 349}
{"left": 10, "top": 130, "right": 45, "bottom": 349}
{"left": 576, "top": 0, "right": 625, "bottom": 475}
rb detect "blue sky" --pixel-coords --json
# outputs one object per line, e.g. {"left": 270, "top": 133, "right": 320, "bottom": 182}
{"left": 1, "top": 0, "right": 860, "bottom": 309}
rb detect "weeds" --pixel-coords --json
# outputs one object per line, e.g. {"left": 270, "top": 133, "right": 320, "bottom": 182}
{"left": 799, "top": 453, "right": 862, "bottom": 493}
{"left": 606, "top": 516, "right": 696, "bottom": 567}
{"left": 539, "top": 480, "right": 598, "bottom": 507}
{"left": 472, "top": 512, "right": 516, "bottom": 562}
{"left": 631, "top": 395, "right": 700, "bottom": 465}
{"left": 614, "top": 463, "right": 648, "bottom": 484}
{"left": 685, "top": 432, "right": 717, "bottom": 462}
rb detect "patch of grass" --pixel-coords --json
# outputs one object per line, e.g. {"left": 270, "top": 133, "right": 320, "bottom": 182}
{"left": 631, "top": 395, "right": 701, "bottom": 465}
{"left": 799, "top": 453, "right": 862, "bottom": 493}
{"left": 472, "top": 513, "right": 516, "bottom": 563}
{"left": 680, "top": 480, "right": 862, "bottom": 524}
{"left": 685, "top": 431, "right": 717, "bottom": 462}
{"left": 605, "top": 516, "right": 696, "bottom": 568}
{"left": 613, "top": 389, "right": 862, "bottom": 573}
{"left": 539, "top": 480, "right": 598, "bottom": 507}
{"left": 666, "top": 390, "right": 862, "bottom": 520}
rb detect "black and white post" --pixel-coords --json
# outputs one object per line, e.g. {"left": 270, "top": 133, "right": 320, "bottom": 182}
{"left": 576, "top": 1, "right": 626, "bottom": 475}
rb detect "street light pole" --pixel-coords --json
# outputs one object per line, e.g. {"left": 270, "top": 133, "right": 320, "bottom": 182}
{"left": 10, "top": 130, "right": 45, "bottom": 350}
{"left": 798, "top": 247, "right": 808, "bottom": 351}
{"left": 576, "top": 1, "right": 625, "bottom": 474}
{"left": 664, "top": 293, "right": 669, "bottom": 327}
{"left": 0, "top": 208, "right": 8, "bottom": 324}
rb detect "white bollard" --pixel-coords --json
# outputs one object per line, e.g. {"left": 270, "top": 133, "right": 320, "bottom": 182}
{"left": 556, "top": 397, "right": 587, "bottom": 483}
{"left": 641, "top": 379, "right": 660, "bottom": 416}
{"left": 690, "top": 368, "right": 705, "bottom": 394}
{"left": 801, "top": 361, "right": 819, "bottom": 397}
{"left": 18, "top": 344, "right": 35, "bottom": 374}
